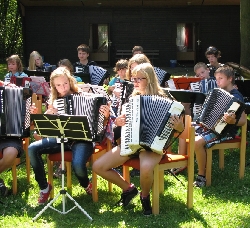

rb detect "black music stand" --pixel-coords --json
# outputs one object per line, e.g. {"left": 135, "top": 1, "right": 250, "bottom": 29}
{"left": 31, "top": 114, "right": 93, "bottom": 222}
{"left": 168, "top": 89, "right": 206, "bottom": 104}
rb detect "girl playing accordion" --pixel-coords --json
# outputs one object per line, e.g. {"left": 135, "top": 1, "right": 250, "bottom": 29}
{"left": 29, "top": 67, "right": 110, "bottom": 205}
{"left": 93, "top": 63, "right": 184, "bottom": 216}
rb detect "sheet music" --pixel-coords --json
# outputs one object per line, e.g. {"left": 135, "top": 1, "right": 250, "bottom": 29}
{"left": 167, "top": 79, "right": 176, "bottom": 89}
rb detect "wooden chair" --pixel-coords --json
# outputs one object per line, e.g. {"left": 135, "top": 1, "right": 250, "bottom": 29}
{"left": 47, "top": 139, "right": 112, "bottom": 202}
{"left": 122, "top": 115, "right": 195, "bottom": 214}
{"left": 205, "top": 114, "right": 247, "bottom": 186}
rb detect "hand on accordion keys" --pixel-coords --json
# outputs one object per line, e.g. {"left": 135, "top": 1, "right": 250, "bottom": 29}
{"left": 223, "top": 111, "right": 237, "bottom": 125}
{"left": 169, "top": 114, "right": 185, "bottom": 133}
{"left": 99, "top": 102, "right": 111, "bottom": 120}
{"left": 114, "top": 114, "right": 126, "bottom": 126}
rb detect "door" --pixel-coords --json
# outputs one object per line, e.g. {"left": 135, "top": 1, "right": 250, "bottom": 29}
{"left": 89, "top": 24, "right": 111, "bottom": 65}
{"left": 176, "top": 23, "right": 198, "bottom": 63}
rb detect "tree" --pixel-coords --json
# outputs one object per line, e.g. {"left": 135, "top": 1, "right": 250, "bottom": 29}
{"left": 0, "top": 0, "right": 23, "bottom": 62}
{"left": 240, "top": 0, "right": 250, "bottom": 69}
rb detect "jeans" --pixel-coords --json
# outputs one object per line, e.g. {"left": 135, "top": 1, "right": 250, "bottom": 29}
{"left": 28, "top": 137, "right": 93, "bottom": 190}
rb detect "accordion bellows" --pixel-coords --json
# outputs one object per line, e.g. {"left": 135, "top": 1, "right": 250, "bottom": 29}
{"left": 120, "top": 95, "right": 184, "bottom": 156}
{"left": 54, "top": 93, "right": 107, "bottom": 142}
{"left": 0, "top": 87, "right": 32, "bottom": 137}
{"left": 196, "top": 88, "right": 245, "bottom": 135}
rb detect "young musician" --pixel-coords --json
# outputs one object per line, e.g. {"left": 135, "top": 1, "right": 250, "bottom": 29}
{"left": 205, "top": 46, "right": 223, "bottom": 79}
{"left": 28, "top": 51, "right": 48, "bottom": 71}
{"left": 193, "top": 65, "right": 246, "bottom": 187}
{"left": 0, "top": 81, "right": 25, "bottom": 196}
{"left": 28, "top": 67, "right": 110, "bottom": 205}
{"left": 132, "top": 46, "right": 144, "bottom": 56}
{"left": 73, "top": 44, "right": 97, "bottom": 73}
{"left": 173, "top": 62, "right": 218, "bottom": 175}
{"left": 5, "top": 55, "right": 28, "bottom": 83}
{"left": 92, "top": 63, "right": 184, "bottom": 215}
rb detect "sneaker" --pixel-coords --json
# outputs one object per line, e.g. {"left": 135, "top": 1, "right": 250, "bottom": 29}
{"left": 0, "top": 179, "right": 8, "bottom": 197}
{"left": 84, "top": 182, "right": 92, "bottom": 195}
{"left": 140, "top": 194, "right": 152, "bottom": 216}
{"left": 130, "top": 168, "right": 140, "bottom": 177}
{"left": 38, "top": 184, "right": 52, "bottom": 205}
{"left": 116, "top": 186, "right": 139, "bottom": 207}
{"left": 170, "top": 166, "right": 187, "bottom": 175}
{"left": 193, "top": 175, "right": 206, "bottom": 188}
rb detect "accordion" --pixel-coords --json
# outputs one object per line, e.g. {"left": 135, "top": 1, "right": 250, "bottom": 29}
{"left": 154, "top": 67, "right": 171, "bottom": 87}
{"left": 196, "top": 88, "right": 245, "bottom": 136}
{"left": 54, "top": 93, "right": 107, "bottom": 142}
{"left": 89, "top": 65, "right": 110, "bottom": 86}
{"left": 117, "top": 81, "right": 134, "bottom": 116}
{"left": 120, "top": 95, "right": 184, "bottom": 156}
{"left": 0, "top": 87, "right": 32, "bottom": 138}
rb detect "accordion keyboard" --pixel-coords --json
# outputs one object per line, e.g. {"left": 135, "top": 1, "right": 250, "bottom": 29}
{"left": 120, "top": 95, "right": 184, "bottom": 156}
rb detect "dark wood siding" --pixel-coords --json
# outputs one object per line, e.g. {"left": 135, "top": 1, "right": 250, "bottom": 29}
{"left": 22, "top": 6, "right": 240, "bottom": 67}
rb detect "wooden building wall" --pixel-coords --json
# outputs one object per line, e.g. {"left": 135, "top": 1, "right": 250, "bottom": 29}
{"left": 22, "top": 6, "right": 240, "bottom": 67}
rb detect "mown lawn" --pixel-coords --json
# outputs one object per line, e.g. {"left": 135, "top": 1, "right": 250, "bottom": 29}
{"left": 0, "top": 62, "right": 250, "bottom": 227}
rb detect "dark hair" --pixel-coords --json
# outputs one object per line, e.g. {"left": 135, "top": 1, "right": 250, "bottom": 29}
{"left": 113, "top": 59, "right": 128, "bottom": 72}
{"left": 132, "top": 46, "right": 144, "bottom": 55}
{"left": 215, "top": 65, "right": 235, "bottom": 84}
{"left": 58, "top": 59, "right": 74, "bottom": 73}
{"left": 205, "top": 46, "right": 221, "bottom": 58}
{"left": 77, "top": 44, "right": 90, "bottom": 54}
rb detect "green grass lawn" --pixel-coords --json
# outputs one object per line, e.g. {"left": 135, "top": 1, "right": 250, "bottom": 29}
{"left": 1, "top": 142, "right": 250, "bottom": 228}
{"left": 0, "top": 62, "right": 250, "bottom": 227}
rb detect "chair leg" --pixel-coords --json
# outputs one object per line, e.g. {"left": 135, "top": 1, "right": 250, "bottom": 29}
{"left": 206, "top": 149, "right": 212, "bottom": 187}
{"left": 152, "top": 165, "right": 159, "bottom": 215}
{"left": 66, "top": 162, "right": 72, "bottom": 194}
{"left": 218, "top": 149, "right": 224, "bottom": 170}
{"left": 92, "top": 169, "right": 98, "bottom": 202}
{"left": 12, "top": 158, "right": 18, "bottom": 195}
{"left": 239, "top": 142, "right": 246, "bottom": 179}
{"left": 158, "top": 170, "right": 164, "bottom": 194}
{"left": 123, "top": 165, "right": 130, "bottom": 183}
{"left": 23, "top": 138, "right": 30, "bottom": 183}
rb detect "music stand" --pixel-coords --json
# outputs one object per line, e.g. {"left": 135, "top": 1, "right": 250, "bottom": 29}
{"left": 31, "top": 114, "right": 93, "bottom": 222}
{"left": 168, "top": 89, "right": 206, "bottom": 104}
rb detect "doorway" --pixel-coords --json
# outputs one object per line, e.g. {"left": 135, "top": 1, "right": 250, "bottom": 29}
{"left": 176, "top": 23, "right": 197, "bottom": 64}
{"left": 89, "top": 24, "right": 110, "bottom": 65}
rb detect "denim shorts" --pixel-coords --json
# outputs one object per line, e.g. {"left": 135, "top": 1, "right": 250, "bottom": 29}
{"left": 195, "top": 125, "right": 233, "bottom": 149}
{"left": 0, "top": 138, "right": 24, "bottom": 157}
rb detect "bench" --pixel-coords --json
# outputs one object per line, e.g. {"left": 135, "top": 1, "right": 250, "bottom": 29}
{"left": 116, "top": 49, "right": 159, "bottom": 63}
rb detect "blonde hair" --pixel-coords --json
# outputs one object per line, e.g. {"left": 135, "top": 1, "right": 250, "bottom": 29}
{"left": 131, "top": 63, "right": 165, "bottom": 96}
{"left": 194, "top": 62, "right": 208, "bottom": 73}
{"left": 29, "top": 51, "right": 43, "bottom": 70}
{"left": 6, "top": 55, "right": 23, "bottom": 72}
{"left": 126, "top": 54, "right": 151, "bottom": 80}
{"left": 49, "top": 67, "right": 78, "bottom": 104}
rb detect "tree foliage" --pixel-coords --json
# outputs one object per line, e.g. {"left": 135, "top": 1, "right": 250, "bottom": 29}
{"left": 0, "top": 0, "right": 23, "bottom": 62}
{"left": 240, "top": 0, "right": 250, "bottom": 69}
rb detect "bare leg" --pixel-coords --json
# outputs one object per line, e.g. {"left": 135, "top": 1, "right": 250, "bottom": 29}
{"left": 0, "top": 147, "right": 18, "bottom": 173}
{"left": 139, "top": 151, "right": 162, "bottom": 196}
{"left": 92, "top": 146, "right": 131, "bottom": 191}
{"left": 194, "top": 136, "right": 207, "bottom": 176}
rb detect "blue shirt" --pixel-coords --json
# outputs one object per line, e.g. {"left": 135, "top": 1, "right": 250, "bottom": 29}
{"left": 5, "top": 72, "right": 28, "bottom": 83}
{"left": 109, "top": 77, "right": 125, "bottom": 86}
